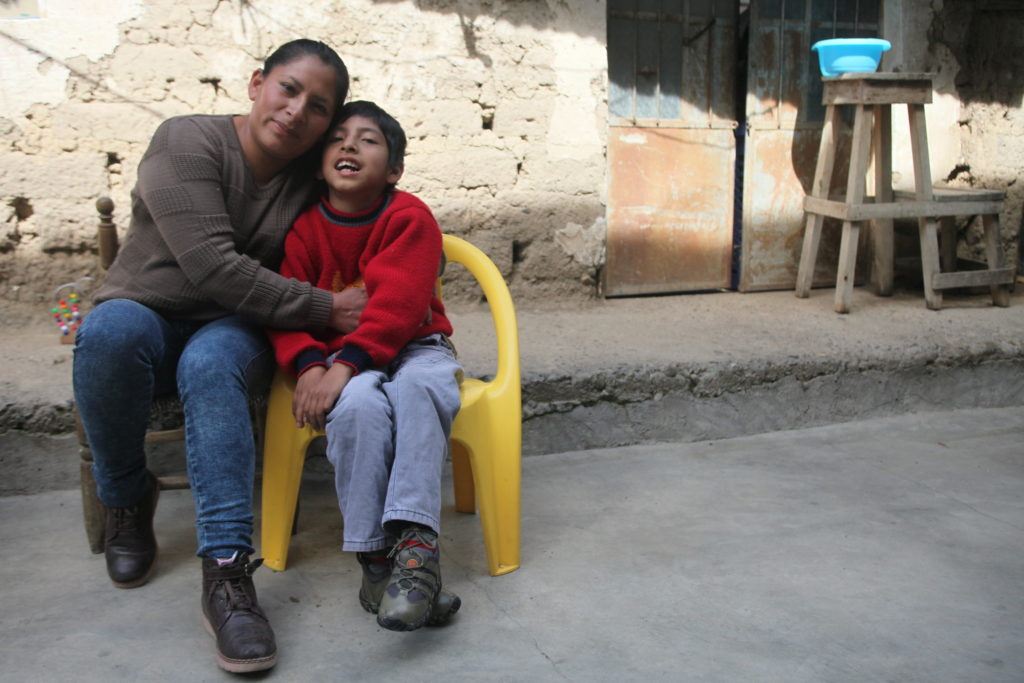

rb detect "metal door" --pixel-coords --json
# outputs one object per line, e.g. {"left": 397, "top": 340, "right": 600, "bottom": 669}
{"left": 738, "top": 0, "right": 881, "bottom": 290}
{"left": 605, "top": 0, "right": 738, "bottom": 296}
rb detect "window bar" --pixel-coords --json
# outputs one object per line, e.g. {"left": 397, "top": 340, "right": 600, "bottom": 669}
{"left": 777, "top": 0, "right": 786, "bottom": 129}
{"left": 659, "top": 1, "right": 667, "bottom": 119}
{"left": 626, "top": 0, "right": 634, "bottom": 118}
{"left": 705, "top": 0, "right": 714, "bottom": 128}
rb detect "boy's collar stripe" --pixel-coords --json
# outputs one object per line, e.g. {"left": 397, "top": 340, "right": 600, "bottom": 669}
{"left": 318, "top": 193, "right": 392, "bottom": 226}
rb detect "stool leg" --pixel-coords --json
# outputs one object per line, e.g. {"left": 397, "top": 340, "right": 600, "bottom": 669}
{"left": 835, "top": 221, "right": 862, "bottom": 314}
{"left": 797, "top": 105, "right": 840, "bottom": 298}
{"left": 833, "top": 104, "right": 873, "bottom": 313}
{"left": 81, "top": 455, "right": 106, "bottom": 554}
{"left": 870, "top": 104, "right": 894, "bottom": 296}
{"left": 983, "top": 214, "right": 1011, "bottom": 307}
{"left": 76, "top": 412, "right": 105, "bottom": 554}
{"left": 907, "top": 103, "right": 943, "bottom": 310}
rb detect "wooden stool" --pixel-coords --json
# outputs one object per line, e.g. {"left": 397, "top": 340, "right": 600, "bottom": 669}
{"left": 795, "top": 73, "right": 1013, "bottom": 312}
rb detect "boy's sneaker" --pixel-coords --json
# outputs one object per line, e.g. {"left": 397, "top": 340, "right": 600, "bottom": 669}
{"left": 376, "top": 527, "right": 446, "bottom": 631}
{"left": 357, "top": 548, "right": 461, "bottom": 626}
{"left": 201, "top": 554, "right": 277, "bottom": 673}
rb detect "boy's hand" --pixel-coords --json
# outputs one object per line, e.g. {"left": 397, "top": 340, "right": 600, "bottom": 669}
{"left": 293, "top": 365, "right": 326, "bottom": 428}
{"left": 294, "top": 363, "right": 354, "bottom": 430}
{"left": 329, "top": 287, "right": 367, "bottom": 333}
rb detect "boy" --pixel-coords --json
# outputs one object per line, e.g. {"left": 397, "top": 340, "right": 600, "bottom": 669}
{"left": 268, "top": 101, "right": 462, "bottom": 631}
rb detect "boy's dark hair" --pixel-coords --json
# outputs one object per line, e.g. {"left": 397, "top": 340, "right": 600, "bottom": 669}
{"left": 337, "top": 100, "right": 407, "bottom": 172}
{"left": 263, "top": 39, "right": 349, "bottom": 117}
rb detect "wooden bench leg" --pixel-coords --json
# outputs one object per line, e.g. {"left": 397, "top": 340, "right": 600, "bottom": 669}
{"left": 81, "top": 458, "right": 106, "bottom": 554}
{"left": 983, "top": 214, "right": 1011, "bottom": 307}
{"left": 907, "top": 103, "right": 943, "bottom": 311}
{"left": 939, "top": 217, "right": 957, "bottom": 273}
{"left": 919, "top": 217, "right": 944, "bottom": 310}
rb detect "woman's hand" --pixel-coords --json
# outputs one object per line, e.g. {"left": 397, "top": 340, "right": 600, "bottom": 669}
{"left": 292, "top": 363, "right": 354, "bottom": 430}
{"left": 330, "top": 288, "right": 367, "bottom": 333}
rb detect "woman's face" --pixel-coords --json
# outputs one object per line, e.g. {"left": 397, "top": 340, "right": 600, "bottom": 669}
{"left": 246, "top": 54, "right": 338, "bottom": 166}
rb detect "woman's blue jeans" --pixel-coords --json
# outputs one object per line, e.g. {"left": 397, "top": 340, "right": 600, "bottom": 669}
{"left": 73, "top": 299, "right": 274, "bottom": 558}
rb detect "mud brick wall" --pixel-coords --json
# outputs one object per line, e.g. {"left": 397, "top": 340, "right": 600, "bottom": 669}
{"left": 0, "top": 0, "right": 609, "bottom": 307}
{"left": 930, "top": 0, "right": 1024, "bottom": 271}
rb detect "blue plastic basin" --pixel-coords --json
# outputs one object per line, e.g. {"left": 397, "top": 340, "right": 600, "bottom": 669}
{"left": 812, "top": 38, "right": 891, "bottom": 77}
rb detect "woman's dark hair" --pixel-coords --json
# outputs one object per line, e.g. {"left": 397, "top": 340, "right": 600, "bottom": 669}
{"left": 336, "top": 100, "right": 407, "bottom": 172}
{"left": 263, "top": 39, "right": 349, "bottom": 115}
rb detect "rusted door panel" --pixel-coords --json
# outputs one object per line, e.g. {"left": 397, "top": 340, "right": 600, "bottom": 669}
{"left": 740, "top": 128, "right": 854, "bottom": 290}
{"left": 605, "top": 1, "right": 737, "bottom": 296}
{"left": 606, "top": 127, "right": 735, "bottom": 296}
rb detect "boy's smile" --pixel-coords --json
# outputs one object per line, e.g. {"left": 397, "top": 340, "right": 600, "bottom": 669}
{"left": 321, "top": 114, "right": 403, "bottom": 214}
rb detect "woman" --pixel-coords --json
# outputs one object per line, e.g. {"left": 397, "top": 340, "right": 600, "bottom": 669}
{"left": 72, "top": 39, "right": 361, "bottom": 674}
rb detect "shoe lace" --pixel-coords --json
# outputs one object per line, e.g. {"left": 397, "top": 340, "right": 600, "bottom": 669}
{"left": 112, "top": 505, "right": 140, "bottom": 531}
{"left": 387, "top": 532, "right": 437, "bottom": 560}
{"left": 387, "top": 533, "right": 439, "bottom": 591}
{"left": 216, "top": 558, "right": 264, "bottom": 612}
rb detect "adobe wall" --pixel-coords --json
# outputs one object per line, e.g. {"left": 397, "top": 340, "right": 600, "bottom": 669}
{"left": 929, "top": 1, "right": 1024, "bottom": 270}
{"left": 0, "top": 0, "right": 608, "bottom": 309}
{"left": 886, "top": 0, "right": 1023, "bottom": 270}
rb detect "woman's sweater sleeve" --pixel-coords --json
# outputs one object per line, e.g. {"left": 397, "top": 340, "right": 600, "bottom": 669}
{"left": 265, "top": 219, "right": 330, "bottom": 374}
{"left": 136, "top": 118, "right": 333, "bottom": 329}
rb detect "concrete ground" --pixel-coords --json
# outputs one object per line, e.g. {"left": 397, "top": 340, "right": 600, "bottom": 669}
{"left": 2, "top": 405, "right": 1022, "bottom": 682}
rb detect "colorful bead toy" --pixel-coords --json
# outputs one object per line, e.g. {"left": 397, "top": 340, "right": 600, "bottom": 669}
{"left": 51, "top": 279, "right": 92, "bottom": 342}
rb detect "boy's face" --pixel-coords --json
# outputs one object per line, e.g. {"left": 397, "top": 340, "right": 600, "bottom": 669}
{"left": 320, "top": 115, "right": 403, "bottom": 213}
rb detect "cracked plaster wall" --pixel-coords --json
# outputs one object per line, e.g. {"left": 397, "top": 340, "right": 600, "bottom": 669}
{"left": 0, "top": 0, "right": 608, "bottom": 308}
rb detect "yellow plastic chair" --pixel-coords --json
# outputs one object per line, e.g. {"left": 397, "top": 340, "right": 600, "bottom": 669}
{"left": 260, "top": 234, "right": 522, "bottom": 576}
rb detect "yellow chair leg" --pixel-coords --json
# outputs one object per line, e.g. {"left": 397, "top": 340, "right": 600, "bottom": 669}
{"left": 451, "top": 441, "right": 476, "bottom": 513}
{"left": 467, "top": 433, "right": 521, "bottom": 576}
{"left": 260, "top": 373, "right": 316, "bottom": 572}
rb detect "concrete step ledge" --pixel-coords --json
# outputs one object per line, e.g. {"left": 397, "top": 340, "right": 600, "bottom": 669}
{"left": 3, "top": 288, "right": 1024, "bottom": 457}
{"left": 522, "top": 349, "right": 1024, "bottom": 454}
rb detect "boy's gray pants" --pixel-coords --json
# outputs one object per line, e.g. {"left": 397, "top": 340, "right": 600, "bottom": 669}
{"left": 324, "top": 334, "right": 462, "bottom": 552}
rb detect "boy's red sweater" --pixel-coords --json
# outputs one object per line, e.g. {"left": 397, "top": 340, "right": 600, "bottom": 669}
{"left": 267, "top": 190, "right": 452, "bottom": 376}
